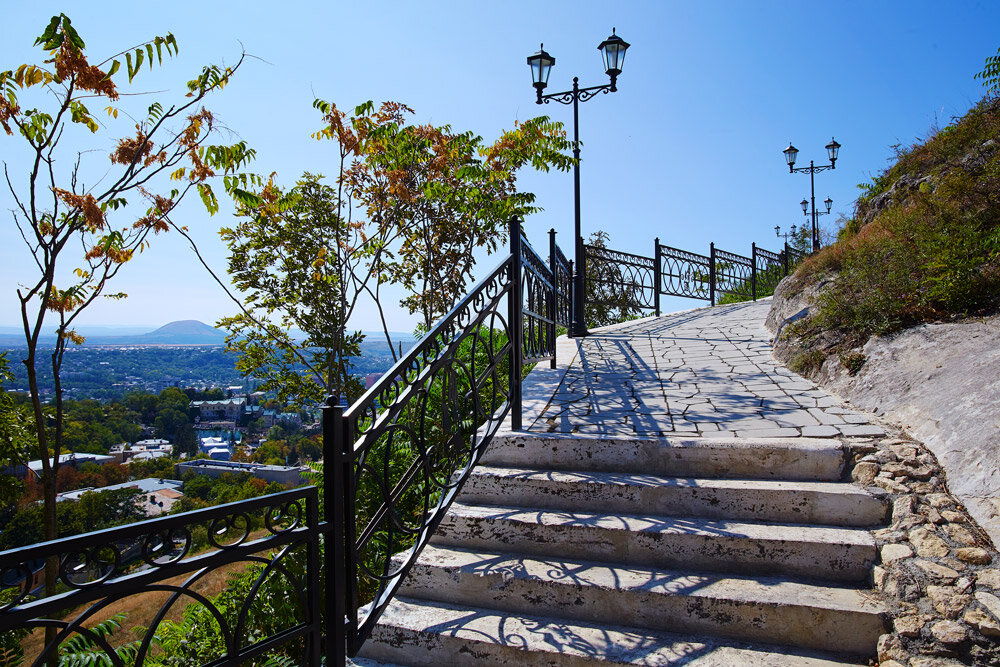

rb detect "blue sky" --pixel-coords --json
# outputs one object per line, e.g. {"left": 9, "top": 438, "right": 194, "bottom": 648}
{"left": 3, "top": 1, "right": 999, "bottom": 331}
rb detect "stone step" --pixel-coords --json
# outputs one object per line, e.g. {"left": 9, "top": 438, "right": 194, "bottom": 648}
{"left": 461, "top": 466, "right": 888, "bottom": 527}
{"left": 399, "top": 545, "right": 886, "bottom": 657}
{"left": 359, "top": 597, "right": 866, "bottom": 666}
{"left": 432, "top": 502, "right": 876, "bottom": 583}
{"left": 481, "top": 433, "right": 846, "bottom": 481}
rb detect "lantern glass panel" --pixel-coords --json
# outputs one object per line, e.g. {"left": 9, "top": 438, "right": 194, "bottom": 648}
{"left": 784, "top": 144, "right": 798, "bottom": 167}
{"left": 826, "top": 138, "right": 841, "bottom": 162}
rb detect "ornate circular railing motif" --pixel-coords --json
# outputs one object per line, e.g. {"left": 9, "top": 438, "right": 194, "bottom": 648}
{"left": 0, "top": 488, "right": 320, "bottom": 665}
{"left": 659, "top": 245, "right": 713, "bottom": 300}
{"left": 585, "top": 245, "right": 657, "bottom": 311}
{"left": 347, "top": 256, "right": 516, "bottom": 639}
{"left": 714, "top": 247, "right": 754, "bottom": 301}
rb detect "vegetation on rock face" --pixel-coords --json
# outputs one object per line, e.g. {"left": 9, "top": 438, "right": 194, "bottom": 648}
{"left": 780, "top": 94, "right": 1000, "bottom": 360}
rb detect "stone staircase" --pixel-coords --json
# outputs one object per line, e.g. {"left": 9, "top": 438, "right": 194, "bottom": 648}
{"left": 358, "top": 432, "right": 889, "bottom": 665}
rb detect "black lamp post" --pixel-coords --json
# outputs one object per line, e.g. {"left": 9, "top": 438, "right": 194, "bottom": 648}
{"left": 775, "top": 223, "right": 799, "bottom": 245}
{"left": 799, "top": 196, "right": 832, "bottom": 245}
{"left": 783, "top": 138, "right": 841, "bottom": 253}
{"left": 527, "top": 28, "right": 630, "bottom": 337}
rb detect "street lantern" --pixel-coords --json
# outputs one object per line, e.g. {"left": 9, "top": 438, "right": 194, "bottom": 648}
{"left": 775, "top": 224, "right": 798, "bottom": 243}
{"left": 783, "top": 143, "right": 799, "bottom": 171}
{"left": 527, "top": 44, "right": 555, "bottom": 95}
{"left": 527, "top": 30, "right": 629, "bottom": 337}
{"left": 783, "top": 139, "right": 840, "bottom": 252}
{"left": 597, "top": 28, "right": 630, "bottom": 89}
{"left": 826, "top": 137, "right": 841, "bottom": 165}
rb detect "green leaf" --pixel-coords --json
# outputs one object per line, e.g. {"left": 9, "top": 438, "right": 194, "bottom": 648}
{"left": 125, "top": 52, "right": 134, "bottom": 81}
{"left": 133, "top": 48, "right": 144, "bottom": 78}
{"left": 62, "top": 16, "right": 85, "bottom": 50}
{"left": 34, "top": 16, "right": 60, "bottom": 47}
{"left": 198, "top": 183, "right": 219, "bottom": 215}
{"left": 42, "top": 34, "right": 64, "bottom": 51}
{"left": 145, "top": 43, "right": 154, "bottom": 70}
{"left": 104, "top": 59, "right": 120, "bottom": 80}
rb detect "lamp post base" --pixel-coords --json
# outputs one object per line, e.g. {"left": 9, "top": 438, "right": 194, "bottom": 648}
{"left": 568, "top": 324, "right": 589, "bottom": 338}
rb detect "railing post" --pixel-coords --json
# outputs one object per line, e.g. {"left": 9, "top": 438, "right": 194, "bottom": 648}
{"left": 709, "top": 242, "right": 716, "bottom": 306}
{"left": 653, "top": 237, "right": 661, "bottom": 317}
{"left": 508, "top": 217, "right": 523, "bottom": 431}
{"left": 751, "top": 242, "right": 758, "bottom": 301}
{"left": 323, "top": 399, "right": 349, "bottom": 667}
{"left": 568, "top": 259, "right": 574, "bottom": 325}
{"left": 548, "top": 228, "right": 558, "bottom": 369}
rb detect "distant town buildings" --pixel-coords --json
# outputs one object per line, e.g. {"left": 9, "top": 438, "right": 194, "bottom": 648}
{"left": 190, "top": 397, "right": 246, "bottom": 420}
{"left": 14, "top": 453, "right": 116, "bottom": 480}
{"left": 55, "top": 478, "right": 184, "bottom": 516}
{"left": 109, "top": 439, "right": 173, "bottom": 463}
{"left": 175, "top": 459, "right": 309, "bottom": 486}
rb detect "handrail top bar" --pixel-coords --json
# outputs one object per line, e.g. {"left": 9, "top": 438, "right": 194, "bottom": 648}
{"left": 713, "top": 246, "right": 753, "bottom": 264}
{"left": 657, "top": 244, "right": 712, "bottom": 263}
{"left": 584, "top": 244, "right": 655, "bottom": 265}
{"left": 0, "top": 486, "right": 316, "bottom": 566}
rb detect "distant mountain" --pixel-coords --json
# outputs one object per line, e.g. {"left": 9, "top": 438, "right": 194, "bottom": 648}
{"left": 137, "top": 320, "right": 227, "bottom": 344}
{"left": 0, "top": 320, "right": 227, "bottom": 347}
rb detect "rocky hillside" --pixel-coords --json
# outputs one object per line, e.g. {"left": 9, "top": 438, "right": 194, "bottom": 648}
{"left": 766, "top": 95, "right": 1000, "bottom": 546}
{"left": 771, "top": 96, "right": 1000, "bottom": 379}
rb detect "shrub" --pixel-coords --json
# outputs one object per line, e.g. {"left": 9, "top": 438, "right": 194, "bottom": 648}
{"left": 788, "top": 97, "right": 1000, "bottom": 344}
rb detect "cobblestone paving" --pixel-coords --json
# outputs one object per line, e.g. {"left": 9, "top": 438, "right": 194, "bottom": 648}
{"left": 526, "top": 299, "right": 885, "bottom": 438}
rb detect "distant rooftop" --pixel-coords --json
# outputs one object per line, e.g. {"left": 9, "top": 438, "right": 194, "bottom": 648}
{"left": 56, "top": 478, "right": 182, "bottom": 502}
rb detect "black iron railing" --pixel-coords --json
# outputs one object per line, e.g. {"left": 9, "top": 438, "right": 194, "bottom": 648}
{"left": 753, "top": 244, "right": 787, "bottom": 299}
{"left": 0, "top": 488, "right": 320, "bottom": 665}
{"left": 0, "top": 216, "right": 804, "bottom": 666}
{"left": 588, "top": 237, "right": 805, "bottom": 313}
{"left": 322, "top": 217, "right": 571, "bottom": 663}
{"left": 584, "top": 244, "right": 658, "bottom": 312}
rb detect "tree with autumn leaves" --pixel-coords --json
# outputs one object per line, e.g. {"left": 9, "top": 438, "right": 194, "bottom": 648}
{"left": 217, "top": 101, "right": 573, "bottom": 406}
{"left": 1, "top": 14, "right": 256, "bottom": 604}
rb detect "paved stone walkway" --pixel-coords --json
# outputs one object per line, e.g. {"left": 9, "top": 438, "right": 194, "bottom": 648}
{"left": 519, "top": 299, "right": 885, "bottom": 439}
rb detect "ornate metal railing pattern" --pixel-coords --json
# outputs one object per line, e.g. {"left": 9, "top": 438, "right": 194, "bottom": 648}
{"left": 786, "top": 245, "right": 807, "bottom": 264}
{"left": 711, "top": 245, "right": 755, "bottom": 302}
{"left": 656, "top": 244, "right": 713, "bottom": 301}
{"left": 324, "top": 217, "right": 566, "bottom": 660}
{"left": 550, "top": 232, "right": 573, "bottom": 330}
{"left": 753, "top": 244, "right": 786, "bottom": 297}
{"left": 583, "top": 244, "right": 657, "bottom": 311}
{"left": 520, "top": 228, "right": 556, "bottom": 366}
{"left": 0, "top": 488, "right": 321, "bottom": 666}
{"left": 329, "top": 258, "right": 514, "bottom": 656}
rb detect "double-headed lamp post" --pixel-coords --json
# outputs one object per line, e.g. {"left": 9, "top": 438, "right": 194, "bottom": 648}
{"left": 800, "top": 196, "right": 832, "bottom": 242}
{"left": 775, "top": 223, "right": 799, "bottom": 244}
{"left": 783, "top": 138, "right": 841, "bottom": 253}
{"left": 527, "top": 28, "right": 630, "bottom": 337}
